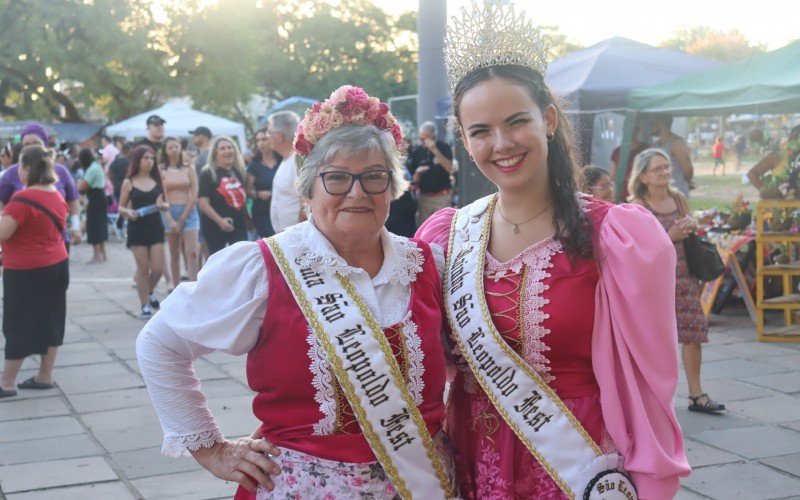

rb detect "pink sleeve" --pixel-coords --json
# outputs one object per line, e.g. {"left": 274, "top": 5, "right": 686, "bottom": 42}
{"left": 592, "top": 204, "right": 690, "bottom": 499}
{"left": 415, "top": 207, "right": 457, "bottom": 253}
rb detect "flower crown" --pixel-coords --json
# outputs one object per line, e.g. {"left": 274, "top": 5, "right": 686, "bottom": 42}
{"left": 293, "top": 85, "right": 404, "bottom": 157}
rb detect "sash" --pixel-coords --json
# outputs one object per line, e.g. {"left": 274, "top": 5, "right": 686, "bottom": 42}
{"left": 266, "top": 232, "right": 452, "bottom": 499}
{"left": 444, "top": 195, "right": 637, "bottom": 500}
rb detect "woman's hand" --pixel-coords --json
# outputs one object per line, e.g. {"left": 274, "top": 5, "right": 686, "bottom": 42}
{"left": 190, "top": 438, "right": 282, "bottom": 493}
{"left": 218, "top": 217, "right": 235, "bottom": 232}
{"left": 127, "top": 209, "right": 139, "bottom": 221}
{"left": 258, "top": 190, "right": 271, "bottom": 201}
{"left": 168, "top": 219, "right": 180, "bottom": 232}
{"left": 668, "top": 216, "right": 695, "bottom": 241}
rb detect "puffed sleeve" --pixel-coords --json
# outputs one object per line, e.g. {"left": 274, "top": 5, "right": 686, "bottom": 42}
{"left": 415, "top": 207, "right": 456, "bottom": 253}
{"left": 135, "top": 241, "right": 268, "bottom": 457}
{"left": 593, "top": 204, "right": 690, "bottom": 499}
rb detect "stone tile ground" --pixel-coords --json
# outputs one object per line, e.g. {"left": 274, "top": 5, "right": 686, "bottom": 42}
{"left": 1, "top": 241, "right": 799, "bottom": 499}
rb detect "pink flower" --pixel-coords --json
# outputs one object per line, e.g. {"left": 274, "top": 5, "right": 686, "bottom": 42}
{"left": 351, "top": 477, "right": 366, "bottom": 487}
{"left": 374, "top": 115, "right": 388, "bottom": 129}
{"left": 285, "top": 475, "right": 297, "bottom": 487}
{"left": 311, "top": 102, "right": 321, "bottom": 113}
{"left": 391, "top": 123, "right": 404, "bottom": 144}
{"left": 294, "top": 133, "right": 313, "bottom": 156}
{"left": 378, "top": 102, "right": 389, "bottom": 114}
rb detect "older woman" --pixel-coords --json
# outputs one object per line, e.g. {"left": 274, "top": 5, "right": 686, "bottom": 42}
{"left": 137, "top": 86, "right": 455, "bottom": 499}
{"left": 628, "top": 148, "right": 724, "bottom": 415}
{"left": 0, "top": 146, "right": 70, "bottom": 397}
{"left": 415, "top": 3, "right": 689, "bottom": 498}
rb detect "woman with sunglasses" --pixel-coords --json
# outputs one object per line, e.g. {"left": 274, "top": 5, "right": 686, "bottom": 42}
{"left": 137, "top": 86, "right": 455, "bottom": 499}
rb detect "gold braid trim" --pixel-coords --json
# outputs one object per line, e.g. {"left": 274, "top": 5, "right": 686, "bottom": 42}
{"left": 444, "top": 196, "right": 602, "bottom": 499}
{"left": 266, "top": 237, "right": 453, "bottom": 499}
{"left": 337, "top": 276, "right": 454, "bottom": 498}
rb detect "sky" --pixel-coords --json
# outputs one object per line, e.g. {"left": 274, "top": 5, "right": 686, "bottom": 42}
{"left": 372, "top": 0, "right": 798, "bottom": 50}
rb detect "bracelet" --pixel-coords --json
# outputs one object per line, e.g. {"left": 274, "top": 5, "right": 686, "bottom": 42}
{"left": 69, "top": 214, "right": 80, "bottom": 231}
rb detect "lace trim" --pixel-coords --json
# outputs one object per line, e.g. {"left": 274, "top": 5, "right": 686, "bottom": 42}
{"left": 307, "top": 326, "right": 338, "bottom": 436}
{"left": 386, "top": 235, "right": 425, "bottom": 286}
{"left": 162, "top": 429, "right": 225, "bottom": 458}
{"left": 400, "top": 313, "right": 425, "bottom": 405}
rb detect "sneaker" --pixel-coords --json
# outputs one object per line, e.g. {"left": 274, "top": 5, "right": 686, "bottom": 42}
{"left": 141, "top": 305, "right": 153, "bottom": 319}
{"left": 149, "top": 293, "right": 160, "bottom": 310}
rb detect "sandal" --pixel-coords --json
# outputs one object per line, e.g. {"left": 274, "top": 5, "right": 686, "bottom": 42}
{"left": 0, "top": 387, "right": 18, "bottom": 398}
{"left": 17, "top": 376, "right": 55, "bottom": 390}
{"left": 688, "top": 393, "right": 725, "bottom": 414}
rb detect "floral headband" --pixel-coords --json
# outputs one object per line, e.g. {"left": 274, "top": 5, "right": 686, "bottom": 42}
{"left": 293, "top": 85, "right": 404, "bottom": 157}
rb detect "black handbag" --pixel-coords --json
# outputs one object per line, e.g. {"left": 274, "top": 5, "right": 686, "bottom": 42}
{"left": 683, "top": 233, "right": 725, "bottom": 281}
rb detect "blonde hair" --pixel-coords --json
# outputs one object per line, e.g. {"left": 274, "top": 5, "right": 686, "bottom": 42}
{"left": 202, "top": 136, "right": 246, "bottom": 183}
{"left": 627, "top": 147, "right": 680, "bottom": 202}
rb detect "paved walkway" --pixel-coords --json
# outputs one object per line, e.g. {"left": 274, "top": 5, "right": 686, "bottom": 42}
{"left": 1, "top": 240, "right": 800, "bottom": 499}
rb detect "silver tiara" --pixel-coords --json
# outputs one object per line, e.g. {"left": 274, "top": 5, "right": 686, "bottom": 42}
{"left": 444, "top": 1, "right": 549, "bottom": 93}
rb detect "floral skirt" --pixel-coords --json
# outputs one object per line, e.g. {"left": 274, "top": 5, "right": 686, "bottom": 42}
{"left": 241, "top": 431, "right": 456, "bottom": 499}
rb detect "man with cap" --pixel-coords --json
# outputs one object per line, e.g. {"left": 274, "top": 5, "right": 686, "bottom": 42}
{"left": 135, "top": 114, "right": 166, "bottom": 154}
{"left": 0, "top": 123, "right": 82, "bottom": 246}
{"left": 191, "top": 126, "right": 212, "bottom": 178}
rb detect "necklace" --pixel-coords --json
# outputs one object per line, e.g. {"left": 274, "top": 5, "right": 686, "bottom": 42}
{"left": 497, "top": 203, "right": 551, "bottom": 235}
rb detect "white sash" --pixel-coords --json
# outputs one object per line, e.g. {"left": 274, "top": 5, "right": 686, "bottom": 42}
{"left": 266, "top": 233, "right": 452, "bottom": 500}
{"left": 444, "top": 195, "right": 636, "bottom": 500}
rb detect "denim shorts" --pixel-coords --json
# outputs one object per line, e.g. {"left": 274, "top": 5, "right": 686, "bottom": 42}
{"left": 162, "top": 204, "right": 200, "bottom": 233}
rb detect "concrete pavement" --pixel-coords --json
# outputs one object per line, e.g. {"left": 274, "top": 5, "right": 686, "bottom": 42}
{"left": 1, "top": 239, "right": 800, "bottom": 499}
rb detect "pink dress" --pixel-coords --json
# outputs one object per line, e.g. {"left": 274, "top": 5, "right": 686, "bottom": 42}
{"left": 417, "top": 197, "right": 690, "bottom": 500}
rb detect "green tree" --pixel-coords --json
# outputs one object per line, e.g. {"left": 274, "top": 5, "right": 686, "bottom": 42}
{"left": 661, "top": 26, "right": 766, "bottom": 62}
{"left": 541, "top": 26, "right": 583, "bottom": 61}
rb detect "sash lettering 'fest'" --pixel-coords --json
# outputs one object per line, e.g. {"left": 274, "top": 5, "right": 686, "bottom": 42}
{"left": 444, "top": 195, "right": 636, "bottom": 500}
{"left": 266, "top": 234, "right": 452, "bottom": 499}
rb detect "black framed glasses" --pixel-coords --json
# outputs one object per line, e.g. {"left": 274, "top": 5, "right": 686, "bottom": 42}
{"left": 318, "top": 169, "right": 392, "bottom": 195}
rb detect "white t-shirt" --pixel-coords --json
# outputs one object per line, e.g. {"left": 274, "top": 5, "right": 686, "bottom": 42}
{"left": 269, "top": 153, "right": 302, "bottom": 232}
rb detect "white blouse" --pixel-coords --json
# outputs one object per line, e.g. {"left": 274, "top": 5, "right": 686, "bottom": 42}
{"left": 136, "top": 218, "right": 444, "bottom": 457}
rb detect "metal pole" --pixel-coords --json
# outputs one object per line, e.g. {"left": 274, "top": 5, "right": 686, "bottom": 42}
{"left": 417, "top": 0, "right": 448, "bottom": 137}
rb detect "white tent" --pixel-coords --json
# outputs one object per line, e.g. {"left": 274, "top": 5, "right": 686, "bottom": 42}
{"left": 106, "top": 102, "right": 247, "bottom": 151}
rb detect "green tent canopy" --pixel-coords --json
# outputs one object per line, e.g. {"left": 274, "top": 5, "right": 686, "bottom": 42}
{"left": 629, "top": 39, "right": 800, "bottom": 115}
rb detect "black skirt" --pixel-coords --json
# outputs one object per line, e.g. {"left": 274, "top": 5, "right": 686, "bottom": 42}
{"left": 86, "top": 188, "right": 109, "bottom": 245}
{"left": 3, "top": 259, "right": 69, "bottom": 359}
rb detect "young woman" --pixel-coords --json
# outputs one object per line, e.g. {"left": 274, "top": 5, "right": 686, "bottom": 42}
{"left": 582, "top": 166, "right": 614, "bottom": 202}
{"left": 415, "top": 3, "right": 690, "bottom": 498}
{"left": 158, "top": 137, "right": 200, "bottom": 288}
{"left": 0, "top": 146, "right": 69, "bottom": 398}
{"left": 77, "top": 148, "right": 108, "bottom": 263}
{"left": 629, "top": 148, "right": 724, "bottom": 414}
{"left": 245, "top": 128, "right": 281, "bottom": 238}
{"left": 119, "top": 146, "right": 167, "bottom": 318}
{"left": 197, "top": 137, "right": 248, "bottom": 254}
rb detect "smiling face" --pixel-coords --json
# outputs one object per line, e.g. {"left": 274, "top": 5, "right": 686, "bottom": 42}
{"left": 458, "top": 76, "right": 557, "bottom": 195}
{"left": 306, "top": 150, "right": 392, "bottom": 246}
{"left": 215, "top": 140, "right": 235, "bottom": 168}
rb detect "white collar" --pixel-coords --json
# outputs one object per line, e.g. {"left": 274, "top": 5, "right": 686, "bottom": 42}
{"left": 283, "top": 215, "right": 424, "bottom": 286}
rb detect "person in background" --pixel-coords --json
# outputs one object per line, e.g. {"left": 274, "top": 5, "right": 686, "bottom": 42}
{"left": 109, "top": 143, "right": 132, "bottom": 203}
{"left": 609, "top": 121, "right": 647, "bottom": 201}
{"left": 712, "top": 136, "right": 726, "bottom": 176}
{"left": 0, "top": 146, "right": 70, "bottom": 398}
{"left": 198, "top": 137, "right": 249, "bottom": 254}
{"left": 385, "top": 135, "right": 418, "bottom": 237}
{"left": 734, "top": 135, "right": 747, "bottom": 172}
{"left": 652, "top": 114, "right": 694, "bottom": 197}
{"left": 747, "top": 125, "right": 800, "bottom": 193}
{"left": 582, "top": 166, "right": 614, "bottom": 202}
{"left": 628, "top": 148, "right": 724, "bottom": 415}
{"left": 77, "top": 148, "right": 108, "bottom": 263}
{"left": 408, "top": 121, "right": 456, "bottom": 225}
{"left": 136, "top": 115, "right": 166, "bottom": 154}
{"left": 245, "top": 127, "right": 281, "bottom": 238}
{"left": 100, "top": 134, "right": 120, "bottom": 171}
{"left": 0, "top": 123, "right": 82, "bottom": 247}
{"left": 159, "top": 137, "right": 200, "bottom": 289}
{"left": 191, "top": 126, "right": 213, "bottom": 179}
{"left": 118, "top": 146, "right": 167, "bottom": 318}
{"left": 1, "top": 142, "right": 14, "bottom": 170}
{"left": 268, "top": 111, "right": 302, "bottom": 233}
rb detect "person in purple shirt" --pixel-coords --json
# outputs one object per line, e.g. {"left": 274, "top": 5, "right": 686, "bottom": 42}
{"left": 0, "top": 123, "right": 82, "bottom": 246}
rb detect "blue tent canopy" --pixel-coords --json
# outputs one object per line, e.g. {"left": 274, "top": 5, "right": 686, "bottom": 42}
{"left": 546, "top": 37, "right": 721, "bottom": 114}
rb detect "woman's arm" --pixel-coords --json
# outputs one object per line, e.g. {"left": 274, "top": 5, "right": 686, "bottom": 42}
{"left": 246, "top": 172, "right": 258, "bottom": 200}
{"left": 198, "top": 197, "right": 232, "bottom": 231}
{"left": 118, "top": 180, "right": 138, "bottom": 220}
{"left": 0, "top": 214, "right": 19, "bottom": 242}
{"left": 747, "top": 152, "right": 780, "bottom": 190}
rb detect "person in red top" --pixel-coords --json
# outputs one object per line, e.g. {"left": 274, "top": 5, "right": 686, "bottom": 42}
{"left": 0, "top": 146, "right": 70, "bottom": 398}
{"left": 712, "top": 136, "right": 726, "bottom": 176}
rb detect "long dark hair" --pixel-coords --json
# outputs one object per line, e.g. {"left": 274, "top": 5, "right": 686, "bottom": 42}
{"left": 158, "top": 137, "right": 184, "bottom": 168}
{"left": 251, "top": 127, "right": 281, "bottom": 165}
{"left": 128, "top": 145, "right": 163, "bottom": 192}
{"left": 452, "top": 64, "right": 592, "bottom": 257}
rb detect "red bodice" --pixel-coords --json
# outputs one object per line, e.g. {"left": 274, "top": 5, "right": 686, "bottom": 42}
{"left": 247, "top": 238, "right": 447, "bottom": 463}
